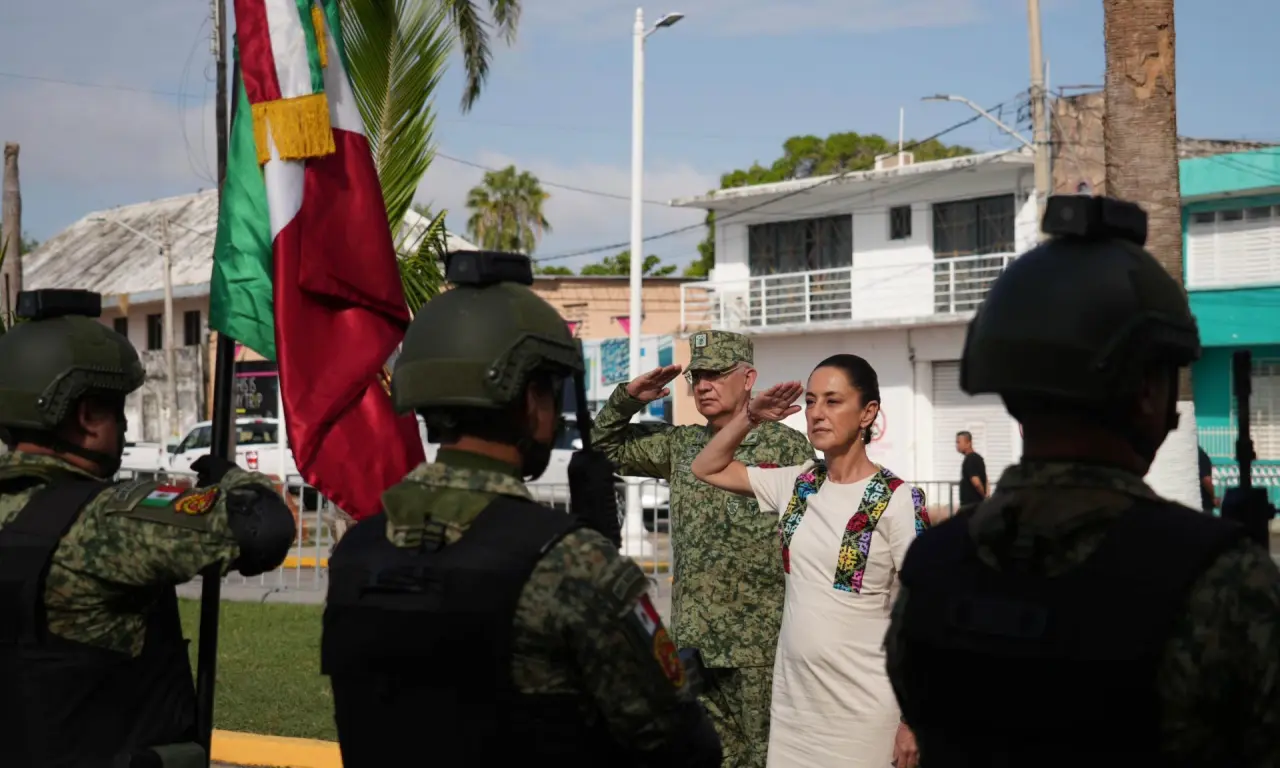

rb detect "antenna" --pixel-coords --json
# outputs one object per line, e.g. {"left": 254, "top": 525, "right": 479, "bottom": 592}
{"left": 898, "top": 107, "right": 905, "bottom": 163}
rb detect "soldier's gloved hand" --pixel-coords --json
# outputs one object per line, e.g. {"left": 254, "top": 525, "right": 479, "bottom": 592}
{"left": 191, "top": 454, "right": 239, "bottom": 487}
{"left": 568, "top": 449, "right": 623, "bottom": 549}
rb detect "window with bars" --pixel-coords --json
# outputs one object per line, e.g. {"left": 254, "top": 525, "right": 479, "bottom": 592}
{"left": 931, "top": 194, "right": 1016, "bottom": 313}
{"left": 1231, "top": 358, "right": 1280, "bottom": 460}
{"left": 1186, "top": 204, "right": 1280, "bottom": 289}
{"left": 746, "top": 215, "right": 853, "bottom": 324}
{"left": 146, "top": 314, "right": 163, "bottom": 351}
{"left": 183, "top": 310, "right": 203, "bottom": 347}
{"left": 889, "top": 205, "right": 912, "bottom": 240}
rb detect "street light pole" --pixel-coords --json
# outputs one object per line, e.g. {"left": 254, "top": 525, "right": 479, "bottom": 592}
{"left": 626, "top": 7, "right": 683, "bottom": 558}
{"left": 921, "top": 94, "right": 1033, "bottom": 150}
{"left": 90, "top": 216, "right": 180, "bottom": 442}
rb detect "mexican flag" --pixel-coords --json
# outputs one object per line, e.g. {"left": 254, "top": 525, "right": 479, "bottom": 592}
{"left": 210, "top": 0, "right": 425, "bottom": 520}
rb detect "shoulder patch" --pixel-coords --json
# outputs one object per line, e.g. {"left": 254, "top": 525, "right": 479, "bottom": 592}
{"left": 102, "top": 481, "right": 220, "bottom": 532}
{"left": 628, "top": 594, "right": 687, "bottom": 689}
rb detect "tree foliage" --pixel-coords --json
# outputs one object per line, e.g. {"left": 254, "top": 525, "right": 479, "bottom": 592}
{"left": 534, "top": 263, "right": 574, "bottom": 275}
{"left": 581, "top": 250, "right": 675, "bottom": 277}
{"left": 687, "top": 131, "right": 975, "bottom": 277}
{"left": 465, "top": 165, "right": 551, "bottom": 254}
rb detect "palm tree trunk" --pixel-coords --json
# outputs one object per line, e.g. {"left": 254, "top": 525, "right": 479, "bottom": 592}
{"left": 1103, "top": 0, "right": 1199, "bottom": 506}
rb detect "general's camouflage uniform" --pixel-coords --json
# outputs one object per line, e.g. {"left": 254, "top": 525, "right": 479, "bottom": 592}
{"left": 592, "top": 331, "right": 814, "bottom": 767}
{"left": 0, "top": 450, "right": 279, "bottom": 655}
{"left": 885, "top": 461, "right": 1280, "bottom": 765}
{"left": 381, "top": 449, "right": 706, "bottom": 752}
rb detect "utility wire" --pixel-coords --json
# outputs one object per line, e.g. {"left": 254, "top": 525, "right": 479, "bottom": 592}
{"left": 533, "top": 102, "right": 1012, "bottom": 263}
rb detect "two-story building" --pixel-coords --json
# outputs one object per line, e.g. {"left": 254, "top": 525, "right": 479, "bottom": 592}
{"left": 673, "top": 149, "right": 1040, "bottom": 502}
{"left": 1180, "top": 148, "right": 1280, "bottom": 502}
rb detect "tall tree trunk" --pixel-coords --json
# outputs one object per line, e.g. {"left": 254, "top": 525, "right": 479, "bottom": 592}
{"left": 1, "top": 142, "right": 21, "bottom": 320}
{"left": 1103, "top": 0, "right": 1200, "bottom": 506}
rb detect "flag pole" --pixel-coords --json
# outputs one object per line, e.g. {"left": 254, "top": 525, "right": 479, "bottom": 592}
{"left": 196, "top": 0, "right": 232, "bottom": 759}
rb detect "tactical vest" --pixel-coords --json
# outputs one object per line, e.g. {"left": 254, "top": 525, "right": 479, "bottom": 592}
{"left": 896, "top": 498, "right": 1245, "bottom": 767}
{"left": 0, "top": 470, "right": 199, "bottom": 768}
{"left": 322, "top": 495, "right": 630, "bottom": 767}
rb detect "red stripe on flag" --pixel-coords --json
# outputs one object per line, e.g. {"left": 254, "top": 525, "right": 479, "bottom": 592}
{"left": 232, "top": 0, "right": 284, "bottom": 104}
{"left": 273, "top": 127, "right": 423, "bottom": 520}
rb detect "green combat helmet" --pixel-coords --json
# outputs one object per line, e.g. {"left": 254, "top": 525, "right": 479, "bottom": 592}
{"left": 392, "top": 251, "right": 583, "bottom": 414}
{"left": 959, "top": 195, "right": 1201, "bottom": 405}
{"left": 0, "top": 289, "right": 144, "bottom": 435}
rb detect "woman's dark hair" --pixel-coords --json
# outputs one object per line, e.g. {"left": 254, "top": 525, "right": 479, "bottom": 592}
{"left": 813, "top": 354, "right": 881, "bottom": 443}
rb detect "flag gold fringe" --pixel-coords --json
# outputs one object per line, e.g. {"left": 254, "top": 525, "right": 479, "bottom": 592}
{"left": 311, "top": 4, "right": 328, "bottom": 68}
{"left": 251, "top": 93, "right": 335, "bottom": 165}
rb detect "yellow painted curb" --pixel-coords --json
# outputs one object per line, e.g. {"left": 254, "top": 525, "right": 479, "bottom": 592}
{"left": 282, "top": 556, "right": 673, "bottom": 571}
{"left": 211, "top": 729, "right": 341, "bottom": 768}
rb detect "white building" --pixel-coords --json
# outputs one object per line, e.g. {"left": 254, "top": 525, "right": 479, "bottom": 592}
{"left": 23, "top": 189, "right": 476, "bottom": 444}
{"left": 673, "top": 149, "right": 1040, "bottom": 500}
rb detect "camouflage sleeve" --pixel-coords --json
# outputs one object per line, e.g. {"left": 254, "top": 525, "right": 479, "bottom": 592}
{"left": 536, "top": 528, "right": 704, "bottom": 754}
{"left": 1158, "top": 540, "right": 1280, "bottom": 764}
{"left": 780, "top": 423, "right": 816, "bottom": 466}
{"left": 589, "top": 384, "right": 674, "bottom": 480}
{"left": 72, "top": 467, "right": 283, "bottom": 587}
{"left": 883, "top": 585, "right": 914, "bottom": 724}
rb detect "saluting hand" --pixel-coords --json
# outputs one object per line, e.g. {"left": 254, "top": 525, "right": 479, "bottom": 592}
{"left": 747, "top": 381, "right": 804, "bottom": 424}
{"left": 626, "top": 364, "right": 684, "bottom": 403}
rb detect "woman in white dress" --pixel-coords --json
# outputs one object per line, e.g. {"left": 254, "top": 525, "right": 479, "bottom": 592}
{"left": 692, "top": 354, "right": 927, "bottom": 768}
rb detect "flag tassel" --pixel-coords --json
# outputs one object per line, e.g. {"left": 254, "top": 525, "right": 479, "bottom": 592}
{"left": 251, "top": 94, "right": 335, "bottom": 165}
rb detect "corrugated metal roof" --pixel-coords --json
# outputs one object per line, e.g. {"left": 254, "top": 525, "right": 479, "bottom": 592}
{"left": 24, "top": 189, "right": 479, "bottom": 299}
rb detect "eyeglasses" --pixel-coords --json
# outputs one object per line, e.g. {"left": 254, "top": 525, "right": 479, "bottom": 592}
{"left": 684, "top": 365, "right": 742, "bottom": 386}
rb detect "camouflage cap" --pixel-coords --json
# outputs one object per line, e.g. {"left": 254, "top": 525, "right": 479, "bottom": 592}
{"left": 688, "top": 330, "right": 752, "bottom": 372}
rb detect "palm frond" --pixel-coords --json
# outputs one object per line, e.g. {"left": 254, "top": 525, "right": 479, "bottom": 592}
{"left": 399, "top": 208, "right": 448, "bottom": 317}
{"left": 342, "top": 0, "right": 454, "bottom": 242}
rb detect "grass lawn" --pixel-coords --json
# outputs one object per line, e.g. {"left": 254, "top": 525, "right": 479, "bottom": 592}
{"left": 178, "top": 598, "right": 336, "bottom": 742}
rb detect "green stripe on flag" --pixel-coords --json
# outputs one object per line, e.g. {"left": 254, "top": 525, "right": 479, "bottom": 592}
{"left": 210, "top": 49, "right": 277, "bottom": 361}
{"left": 319, "top": 0, "right": 349, "bottom": 72}
{"left": 297, "top": 0, "right": 326, "bottom": 95}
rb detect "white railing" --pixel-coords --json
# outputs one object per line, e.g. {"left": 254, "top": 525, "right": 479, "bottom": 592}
{"left": 681, "top": 252, "right": 1017, "bottom": 332}
{"left": 1199, "top": 424, "right": 1280, "bottom": 462}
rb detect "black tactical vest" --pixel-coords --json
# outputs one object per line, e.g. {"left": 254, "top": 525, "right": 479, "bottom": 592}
{"left": 896, "top": 498, "right": 1245, "bottom": 768}
{"left": 322, "top": 495, "right": 629, "bottom": 767}
{"left": 0, "top": 471, "right": 198, "bottom": 768}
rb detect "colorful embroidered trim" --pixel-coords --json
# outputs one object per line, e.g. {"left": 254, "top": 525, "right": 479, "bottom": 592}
{"left": 778, "top": 464, "right": 930, "bottom": 594}
{"left": 778, "top": 462, "right": 829, "bottom": 574}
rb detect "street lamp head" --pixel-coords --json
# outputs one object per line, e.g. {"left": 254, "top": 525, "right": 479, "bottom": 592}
{"left": 654, "top": 12, "right": 684, "bottom": 28}
{"left": 921, "top": 94, "right": 953, "bottom": 102}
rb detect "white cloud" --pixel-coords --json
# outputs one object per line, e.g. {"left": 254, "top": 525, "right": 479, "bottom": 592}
{"left": 415, "top": 150, "right": 716, "bottom": 271}
{"left": 525, "top": 0, "right": 984, "bottom": 40}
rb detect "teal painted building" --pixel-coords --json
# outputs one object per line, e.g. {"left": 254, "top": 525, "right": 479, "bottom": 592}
{"left": 1181, "top": 148, "right": 1280, "bottom": 501}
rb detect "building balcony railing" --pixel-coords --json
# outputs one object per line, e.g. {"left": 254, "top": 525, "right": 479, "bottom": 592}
{"left": 680, "top": 252, "right": 1017, "bottom": 332}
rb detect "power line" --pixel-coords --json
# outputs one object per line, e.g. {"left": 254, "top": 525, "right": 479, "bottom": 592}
{"left": 433, "top": 152, "right": 670, "bottom": 206}
{"left": 532, "top": 101, "right": 1010, "bottom": 263}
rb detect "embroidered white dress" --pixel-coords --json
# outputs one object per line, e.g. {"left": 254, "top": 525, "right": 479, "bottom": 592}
{"left": 746, "top": 460, "right": 927, "bottom": 768}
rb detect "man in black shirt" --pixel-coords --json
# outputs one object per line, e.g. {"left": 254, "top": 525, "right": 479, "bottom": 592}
{"left": 955, "top": 431, "right": 987, "bottom": 506}
{"left": 1197, "top": 446, "right": 1218, "bottom": 514}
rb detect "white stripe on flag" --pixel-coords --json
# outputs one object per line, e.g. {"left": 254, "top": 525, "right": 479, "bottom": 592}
{"left": 633, "top": 601, "right": 658, "bottom": 636}
{"left": 263, "top": 129, "right": 306, "bottom": 240}
{"left": 263, "top": 0, "right": 314, "bottom": 100}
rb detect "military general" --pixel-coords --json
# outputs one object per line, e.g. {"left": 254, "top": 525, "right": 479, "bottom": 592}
{"left": 885, "top": 196, "right": 1280, "bottom": 766}
{"left": 321, "top": 251, "right": 722, "bottom": 767}
{"left": 0, "top": 289, "right": 297, "bottom": 768}
{"left": 591, "top": 329, "right": 814, "bottom": 766}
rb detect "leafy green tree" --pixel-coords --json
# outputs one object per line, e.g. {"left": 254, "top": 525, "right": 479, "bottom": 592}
{"left": 534, "top": 264, "right": 574, "bottom": 276}
{"left": 343, "top": 0, "right": 522, "bottom": 316}
{"left": 690, "top": 132, "right": 975, "bottom": 276}
{"left": 581, "top": 250, "right": 675, "bottom": 277}
{"left": 465, "top": 165, "right": 551, "bottom": 254}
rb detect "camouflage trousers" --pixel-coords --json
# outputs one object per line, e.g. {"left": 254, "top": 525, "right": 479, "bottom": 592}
{"left": 698, "top": 665, "right": 773, "bottom": 768}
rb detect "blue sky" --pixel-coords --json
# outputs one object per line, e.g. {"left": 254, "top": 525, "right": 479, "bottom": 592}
{"left": 1, "top": 0, "right": 1276, "bottom": 272}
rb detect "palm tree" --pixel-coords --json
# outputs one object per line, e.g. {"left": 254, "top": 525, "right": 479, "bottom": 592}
{"left": 465, "top": 165, "right": 552, "bottom": 254}
{"left": 1103, "top": 0, "right": 1197, "bottom": 488}
{"left": 341, "top": 0, "right": 521, "bottom": 315}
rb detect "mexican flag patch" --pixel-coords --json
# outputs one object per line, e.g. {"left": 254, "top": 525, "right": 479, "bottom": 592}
{"left": 138, "top": 486, "right": 185, "bottom": 508}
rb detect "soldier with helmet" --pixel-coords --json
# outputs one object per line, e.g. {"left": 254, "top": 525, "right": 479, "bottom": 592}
{"left": 320, "top": 251, "right": 722, "bottom": 767}
{"left": 884, "top": 196, "right": 1280, "bottom": 765}
{"left": 0, "top": 289, "right": 297, "bottom": 768}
